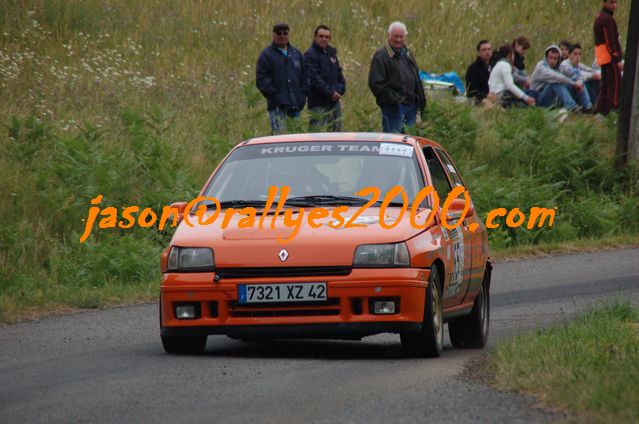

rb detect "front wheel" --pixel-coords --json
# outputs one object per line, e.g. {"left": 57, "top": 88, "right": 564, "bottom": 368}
{"left": 400, "top": 267, "right": 444, "bottom": 358}
{"left": 161, "top": 334, "right": 207, "bottom": 355}
{"left": 448, "top": 269, "right": 490, "bottom": 349}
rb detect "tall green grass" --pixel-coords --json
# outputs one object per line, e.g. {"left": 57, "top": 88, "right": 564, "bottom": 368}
{"left": 492, "top": 300, "right": 639, "bottom": 422}
{"left": 0, "top": 1, "right": 637, "bottom": 320}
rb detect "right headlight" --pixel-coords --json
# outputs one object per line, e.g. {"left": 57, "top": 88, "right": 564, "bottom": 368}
{"left": 353, "top": 243, "right": 410, "bottom": 268}
{"left": 167, "top": 247, "right": 215, "bottom": 272}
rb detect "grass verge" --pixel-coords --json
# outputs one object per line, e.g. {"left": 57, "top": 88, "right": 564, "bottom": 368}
{"left": 491, "top": 299, "right": 639, "bottom": 423}
{"left": 490, "top": 233, "right": 639, "bottom": 261}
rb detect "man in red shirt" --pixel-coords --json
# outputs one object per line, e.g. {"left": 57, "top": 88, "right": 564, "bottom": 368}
{"left": 594, "top": 0, "right": 624, "bottom": 115}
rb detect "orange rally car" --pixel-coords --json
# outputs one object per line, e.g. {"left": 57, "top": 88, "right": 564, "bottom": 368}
{"left": 160, "top": 132, "right": 491, "bottom": 357}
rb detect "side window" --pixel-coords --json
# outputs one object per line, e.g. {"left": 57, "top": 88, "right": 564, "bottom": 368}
{"left": 435, "top": 148, "right": 464, "bottom": 187}
{"left": 423, "top": 147, "right": 452, "bottom": 199}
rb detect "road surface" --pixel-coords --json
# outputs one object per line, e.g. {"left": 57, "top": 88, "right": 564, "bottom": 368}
{"left": 1, "top": 248, "right": 638, "bottom": 423}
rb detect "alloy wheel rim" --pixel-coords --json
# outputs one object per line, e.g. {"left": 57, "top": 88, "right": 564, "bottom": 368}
{"left": 479, "top": 285, "right": 488, "bottom": 335}
{"left": 432, "top": 283, "right": 443, "bottom": 347}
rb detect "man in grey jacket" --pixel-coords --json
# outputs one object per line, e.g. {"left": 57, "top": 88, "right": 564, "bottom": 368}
{"left": 531, "top": 45, "right": 592, "bottom": 111}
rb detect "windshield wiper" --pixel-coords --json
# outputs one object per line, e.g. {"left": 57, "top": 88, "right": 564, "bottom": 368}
{"left": 286, "top": 195, "right": 369, "bottom": 206}
{"left": 214, "top": 200, "right": 268, "bottom": 209}
{"left": 374, "top": 199, "right": 411, "bottom": 207}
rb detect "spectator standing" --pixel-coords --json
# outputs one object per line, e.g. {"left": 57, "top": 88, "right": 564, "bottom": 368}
{"left": 531, "top": 45, "right": 592, "bottom": 111}
{"left": 559, "top": 43, "right": 601, "bottom": 105}
{"left": 594, "top": 0, "right": 623, "bottom": 115}
{"left": 559, "top": 40, "right": 572, "bottom": 61}
{"left": 256, "top": 23, "right": 309, "bottom": 133}
{"left": 304, "top": 25, "right": 346, "bottom": 132}
{"left": 368, "top": 21, "right": 426, "bottom": 133}
{"left": 488, "top": 44, "right": 535, "bottom": 107}
{"left": 512, "top": 36, "right": 531, "bottom": 89}
{"left": 465, "top": 40, "right": 494, "bottom": 104}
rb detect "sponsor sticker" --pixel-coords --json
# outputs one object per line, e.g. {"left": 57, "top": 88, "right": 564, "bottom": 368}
{"left": 379, "top": 143, "right": 413, "bottom": 158}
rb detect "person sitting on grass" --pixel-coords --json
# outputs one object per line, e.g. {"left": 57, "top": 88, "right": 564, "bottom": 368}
{"left": 488, "top": 44, "right": 535, "bottom": 107}
{"left": 512, "top": 36, "right": 532, "bottom": 89}
{"left": 559, "top": 40, "right": 572, "bottom": 61}
{"left": 465, "top": 39, "right": 495, "bottom": 104}
{"left": 531, "top": 45, "right": 592, "bottom": 111}
{"left": 559, "top": 43, "right": 601, "bottom": 106}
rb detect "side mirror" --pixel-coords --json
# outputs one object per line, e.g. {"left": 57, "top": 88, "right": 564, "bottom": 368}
{"left": 447, "top": 198, "right": 475, "bottom": 218}
{"left": 170, "top": 201, "right": 188, "bottom": 223}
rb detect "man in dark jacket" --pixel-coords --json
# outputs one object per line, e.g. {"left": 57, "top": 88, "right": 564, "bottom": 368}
{"left": 465, "top": 40, "right": 494, "bottom": 104}
{"left": 304, "top": 25, "right": 346, "bottom": 131}
{"left": 368, "top": 21, "right": 426, "bottom": 134}
{"left": 594, "top": 0, "right": 623, "bottom": 115}
{"left": 256, "top": 23, "right": 309, "bottom": 133}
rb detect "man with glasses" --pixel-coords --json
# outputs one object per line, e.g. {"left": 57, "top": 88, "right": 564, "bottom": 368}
{"left": 304, "top": 24, "right": 346, "bottom": 131}
{"left": 256, "top": 23, "right": 309, "bottom": 133}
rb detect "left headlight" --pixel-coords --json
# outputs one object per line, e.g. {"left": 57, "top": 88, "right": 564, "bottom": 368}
{"left": 167, "top": 247, "right": 215, "bottom": 272}
{"left": 353, "top": 243, "right": 410, "bottom": 268}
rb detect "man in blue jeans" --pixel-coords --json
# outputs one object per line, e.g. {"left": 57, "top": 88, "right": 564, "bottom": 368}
{"left": 368, "top": 22, "right": 426, "bottom": 133}
{"left": 559, "top": 43, "right": 600, "bottom": 107}
{"left": 256, "top": 23, "right": 309, "bottom": 133}
{"left": 531, "top": 45, "right": 592, "bottom": 111}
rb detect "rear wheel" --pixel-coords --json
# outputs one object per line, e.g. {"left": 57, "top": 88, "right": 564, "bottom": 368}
{"left": 448, "top": 269, "right": 490, "bottom": 349}
{"left": 401, "top": 267, "right": 444, "bottom": 358}
{"left": 161, "top": 334, "right": 207, "bottom": 355}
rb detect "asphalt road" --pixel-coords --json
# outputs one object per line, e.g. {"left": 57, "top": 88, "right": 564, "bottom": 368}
{"left": 1, "top": 248, "right": 638, "bottom": 423}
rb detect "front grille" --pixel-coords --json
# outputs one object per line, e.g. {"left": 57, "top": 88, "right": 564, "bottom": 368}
{"left": 215, "top": 266, "right": 351, "bottom": 279}
{"left": 228, "top": 298, "right": 341, "bottom": 318}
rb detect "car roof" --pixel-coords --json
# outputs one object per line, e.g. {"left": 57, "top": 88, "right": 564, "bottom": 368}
{"left": 240, "top": 132, "right": 444, "bottom": 150}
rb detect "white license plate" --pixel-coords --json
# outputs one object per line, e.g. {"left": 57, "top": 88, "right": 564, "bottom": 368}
{"left": 238, "top": 283, "right": 327, "bottom": 304}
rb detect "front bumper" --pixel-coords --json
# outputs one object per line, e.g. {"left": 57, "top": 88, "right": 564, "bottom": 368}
{"left": 160, "top": 268, "right": 429, "bottom": 338}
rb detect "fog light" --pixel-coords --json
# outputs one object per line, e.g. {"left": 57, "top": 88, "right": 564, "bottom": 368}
{"left": 175, "top": 305, "right": 197, "bottom": 319}
{"left": 373, "top": 301, "right": 396, "bottom": 314}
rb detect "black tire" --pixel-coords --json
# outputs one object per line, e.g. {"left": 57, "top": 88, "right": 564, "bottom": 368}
{"left": 400, "top": 266, "right": 444, "bottom": 358}
{"left": 448, "top": 269, "right": 490, "bottom": 349}
{"left": 161, "top": 334, "right": 207, "bottom": 355}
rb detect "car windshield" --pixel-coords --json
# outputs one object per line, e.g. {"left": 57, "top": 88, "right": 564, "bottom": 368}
{"left": 203, "top": 141, "right": 425, "bottom": 206}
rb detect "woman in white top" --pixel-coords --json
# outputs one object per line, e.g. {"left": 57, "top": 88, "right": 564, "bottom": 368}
{"left": 488, "top": 45, "right": 536, "bottom": 106}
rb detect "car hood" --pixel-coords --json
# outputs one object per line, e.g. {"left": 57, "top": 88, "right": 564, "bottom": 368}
{"left": 170, "top": 207, "right": 434, "bottom": 267}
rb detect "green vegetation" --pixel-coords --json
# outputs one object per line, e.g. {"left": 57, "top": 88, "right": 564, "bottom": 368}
{"left": 0, "top": 1, "right": 637, "bottom": 321}
{"left": 492, "top": 300, "right": 639, "bottom": 423}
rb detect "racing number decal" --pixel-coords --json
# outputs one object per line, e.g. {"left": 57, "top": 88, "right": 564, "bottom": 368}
{"left": 445, "top": 226, "right": 465, "bottom": 298}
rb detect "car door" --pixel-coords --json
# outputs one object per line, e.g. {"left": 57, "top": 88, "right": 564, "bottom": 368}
{"left": 422, "top": 146, "right": 471, "bottom": 307}
{"left": 434, "top": 148, "right": 485, "bottom": 303}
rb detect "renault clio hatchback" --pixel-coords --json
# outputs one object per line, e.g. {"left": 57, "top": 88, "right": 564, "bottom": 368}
{"left": 160, "top": 132, "right": 491, "bottom": 357}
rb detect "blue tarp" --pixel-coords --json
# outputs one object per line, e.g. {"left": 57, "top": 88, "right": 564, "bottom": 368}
{"left": 419, "top": 70, "right": 465, "bottom": 95}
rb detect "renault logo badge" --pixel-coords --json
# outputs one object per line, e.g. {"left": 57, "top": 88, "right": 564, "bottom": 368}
{"left": 278, "top": 249, "right": 289, "bottom": 262}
